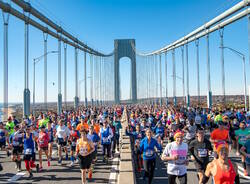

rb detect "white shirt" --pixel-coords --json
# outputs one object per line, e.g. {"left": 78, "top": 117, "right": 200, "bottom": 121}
{"left": 56, "top": 125, "right": 70, "bottom": 139}
{"left": 163, "top": 141, "right": 188, "bottom": 176}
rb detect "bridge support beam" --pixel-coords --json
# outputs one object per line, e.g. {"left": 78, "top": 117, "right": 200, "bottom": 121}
{"left": 24, "top": 21, "right": 30, "bottom": 117}
{"left": 43, "top": 32, "right": 48, "bottom": 111}
{"left": 3, "top": 11, "right": 9, "bottom": 121}
{"left": 159, "top": 54, "right": 162, "bottom": 106}
{"left": 172, "top": 49, "right": 177, "bottom": 106}
{"left": 186, "top": 43, "right": 190, "bottom": 107}
{"left": 74, "top": 47, "right": 79, "bottom": 109}
{"left": 219, "top": 28, "right": 226, "bottom": 106}
{"left": 57, "top": 36, "right": 62, "bottom": 115}
{"left": 206, "top": 33, "right": 212, "bottom": 109}
{"left": 84, "top": 52, "right": 88, "bottom": 107}
{"left": 195, "top": 39, "right": 200, "bottom": 105}
{"left": 165, "top": 52, "right": 168, "bottom": 105}
{"left": 64, "top": 42, "right": 67, "bottom": 110}
{"left": 181, "top": 46, "right": 185, "bottom": 106}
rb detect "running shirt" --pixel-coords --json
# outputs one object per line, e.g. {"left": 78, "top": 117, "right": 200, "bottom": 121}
{"left": 163, "top": 141, "right": 188, "bottom": 176}
{"left": 37, "top": 132, "right": 49, "bottom": 147}
{"left": 10, "top": 131, "right": 23, "bottom": 147}
{"left": 213, "top": 159, "right": 236, "bottom": 184}
{"left": 76, "top": 138, "right": 94, "bottom": 156}
{"left": 210, "top": 129, "right": 229, "bottom": 142}
{"left": 185, "top": 124, "right": 197, "bottom": 141}
{"left": 69, "top": 130, "right": 80, "bottom": 147}
{"left": 189, "top": 138, "right": 212, "bottom": 164}
{"left": 0, "top": 129, "right": 6, "bottom": 143}
{"left": 56, "top": 125, "right": 70, "bottom": 139}
{"left": 139, "top": 137, "right": 162, "bottom": 160}
{"left": 6, "top": 121, "right": 15, "bottom": 135}
{"left": 76, "top": 123, "right": 89, "bottom": 132}
{"left": 113, "top": 121, "right": 122, "bottom": 135}
{"left": 23, "top": 133, "right": 34, "bottom": 155}
{"left": 235, "top": 128, "right": 250, "bottom": 145}
{"left": 100, "top": 127, "right": 113, "bottom": 145}
{"left": 87, "top": 132, "right": 100, "bottom": 150}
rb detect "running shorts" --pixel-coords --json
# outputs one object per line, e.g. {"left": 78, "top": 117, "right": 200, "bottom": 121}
{"left": 78, "top": 153, "right": 93, "bottom": 170}
{"left": 23, "top": 152, "right": 36, "bottom": 161}
{"left": 13, "top": 146, "right": 23, "bottom": 155}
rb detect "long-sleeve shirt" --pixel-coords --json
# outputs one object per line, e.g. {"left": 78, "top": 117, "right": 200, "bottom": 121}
{"left": 139, "top": 137, "right": 162, "bottom": 160}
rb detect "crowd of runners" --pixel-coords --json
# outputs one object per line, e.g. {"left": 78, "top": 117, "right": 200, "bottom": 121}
{"left": 0, "top": 104, "right": 250, "bottom": 184}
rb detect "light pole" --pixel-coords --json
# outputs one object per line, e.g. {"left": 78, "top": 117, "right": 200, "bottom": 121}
{"left": 33, "top": 51, "right": 58, "bottom": 114}
{"left": 220, "top": 46, "right": 248, "bottom": 111}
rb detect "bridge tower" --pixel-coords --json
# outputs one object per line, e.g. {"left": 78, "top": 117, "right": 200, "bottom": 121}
{"left": 114, "top": 39, "right": 137, "bottom": 104}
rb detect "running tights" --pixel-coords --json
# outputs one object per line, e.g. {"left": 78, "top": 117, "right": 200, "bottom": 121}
{"left": 143, "top": 159, "right": 156, "bottom": 184}
{"left": 24, "top": 160, "right": 35, "bottom": 172}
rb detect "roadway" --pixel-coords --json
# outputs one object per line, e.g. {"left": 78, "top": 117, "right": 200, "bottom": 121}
{"left": 135, "top": 139, "right": 250, "bottom": 184}
{"left": 0, "top": 147, "right": 120, "bottom": 184}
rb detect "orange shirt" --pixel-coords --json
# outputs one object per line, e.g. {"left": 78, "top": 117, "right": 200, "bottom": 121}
{"left": 93, "top": 124, "right": 100, "bottom": 134}
{"left": 210, "top": 129, "right": 229, "bottom": 141}
{"left": 76, "top": 138, "right": 93, "bottom": 156}
{"left": 76, "top": 123, "right": 89, "bottom": 132}
{"left": 214, "top": 159, "right": 236, "bottom": 184}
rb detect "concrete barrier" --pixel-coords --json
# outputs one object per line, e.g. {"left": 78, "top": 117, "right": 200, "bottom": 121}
{"left": 118, "top": 107, "right": 136, "bottom": 184}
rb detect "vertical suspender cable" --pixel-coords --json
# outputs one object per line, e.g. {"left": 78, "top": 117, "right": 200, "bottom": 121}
{"left": 165, "top": 52, "right": 168, "bottom": 105}
{"left": 206, "top": 33, "right": 212, "bottom": 109}
{"left": 64, "top": 42, "right": 67, "bottom": 109}
{"left": 43, "top": 32, "right": 48, "bottom": 110}
{"left": 195, "top": 39, "right": 200, "bottom": 106}
{"left": 186, "top": 43, "right": 190, "bottom": 107}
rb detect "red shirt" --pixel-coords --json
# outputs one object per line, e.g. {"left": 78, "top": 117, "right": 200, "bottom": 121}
{"left": 38, "top": 132, "right": 49, "bottom": 147}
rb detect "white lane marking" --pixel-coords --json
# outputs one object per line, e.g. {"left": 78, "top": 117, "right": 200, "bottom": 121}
{"left": 7, "top": 172, "right": 26, "bottom": 182}
{"left": 109, "top": 157, "right": 119, "bottom": 184}
{"left": 238, "top": 166, "right": 250, "bottom": 180}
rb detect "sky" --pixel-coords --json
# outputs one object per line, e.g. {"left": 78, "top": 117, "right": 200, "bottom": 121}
{"left": 0, "top": 0, "right": 249, "bottom": 102}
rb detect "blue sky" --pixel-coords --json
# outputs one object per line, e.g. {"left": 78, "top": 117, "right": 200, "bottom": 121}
{"left": 0, "top": 0, "right": 249, "bottom": 102}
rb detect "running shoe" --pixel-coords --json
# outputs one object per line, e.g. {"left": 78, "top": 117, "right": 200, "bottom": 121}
{"left": 39, "top": 167, "right": 43, "bottom": 172}
{"left": 74, "top": 159, "right": 79, "bottom": 164}
{"left": 69, "top": 161, "right": 74, "bottom": 167}
{"left": 47, "top": 161, "right": 50, "bottom": 167}
{"left": 28, "top": 172, "right": 33, "bottom": 179}
{"left": 7, "top": 151, "right": 10, "bottom": 157}
{"left": 58, "top": 159, "right": 62, "bottom": 165}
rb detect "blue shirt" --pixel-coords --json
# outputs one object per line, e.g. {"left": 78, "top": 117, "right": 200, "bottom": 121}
{"left": 87, "top": 132, "right": 100, "bottom": 150}
{"left": 23, "top": 133, "right": 35, "bottom": 154}
{"left": 139, "top": 137, "right": 162, "bottom": 160}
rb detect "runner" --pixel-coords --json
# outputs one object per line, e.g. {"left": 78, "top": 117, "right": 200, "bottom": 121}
{"left": 87, "top": 125, "right": 100, "bottom": 179}
{"left": 0, "top": 121, "right": 10, "bottom": 156}
{"left": 69, "top": 124, "right": 80, "bottom": 166}
{"left": 140, "top": 128, "right": 162, "bottom": 184}
{"left": 189, "top": 127, "right": 213, "bottom": 183}
{"left": 99, "top": 118, "right": 113, "bottom": 163}
{"left": 112, "top": 115, "right": 122, "bottom": 153}
{"left": 240, "top": 135, "right": 250, "bottom": 176}
{"left": 23, "top": 125, "right": 36, "bottom": 178}
{"left": 47, "top": 120, "right": 54, "bottom": 160}
{"left": 161, "top": 130, "right": 188, "bottom": 184}
{"left": 56, "top": 119, "right": 70, "bottom": 165}
{"left": 9, "top": 124, "right": 24, "bottom": 172}
{"left": 235, "top": 121, "right": 250, "bottom": 175}
{"left": 37, "top": 125, "right": 50, "bottom": 171}
{"left": 75, "top": 129, "right": 95, "bottom": 184}
{"left": 202, "top": 142, "right": 240, "bottom": 184}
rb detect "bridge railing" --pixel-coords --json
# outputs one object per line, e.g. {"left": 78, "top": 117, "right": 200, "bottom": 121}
{"left": 118, "top": 108, "right": 136, "bottom": 184}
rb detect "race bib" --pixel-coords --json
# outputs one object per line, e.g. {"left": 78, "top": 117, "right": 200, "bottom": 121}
{"left": 93, "top": 142, "right": 98, "bottom": 146}
{"left": 176, "top": 156, "right": 186, "bottom": 165}
{"left": 72, "top": 142, "right": 76, "bottom": 146}
{"left": 145, "top": 149, "right": 154, "bottom": 157}
{"left": 103, "top": 137, "right": 109, "bottom": 143}
{"left": 80, "top": 147, "right": 87, "bottom": 155}
{"left": 25, "top": 148, "right": 32, "bottom": 155}
{"left": 240, "top": 136, "right": 247, "bottom": 143}
{"left": 198, "top": 148, "right": 208, "bottom": 158}
{"left": 39, "top": 140, "right": 44, "bottom": 144}
{"left": 13, "top": 141, "right": 19, "bottom": 146}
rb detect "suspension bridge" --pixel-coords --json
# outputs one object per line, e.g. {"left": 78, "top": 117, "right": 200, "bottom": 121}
{"left": 0, "top": 0, "right": 250, "bottom": 184}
